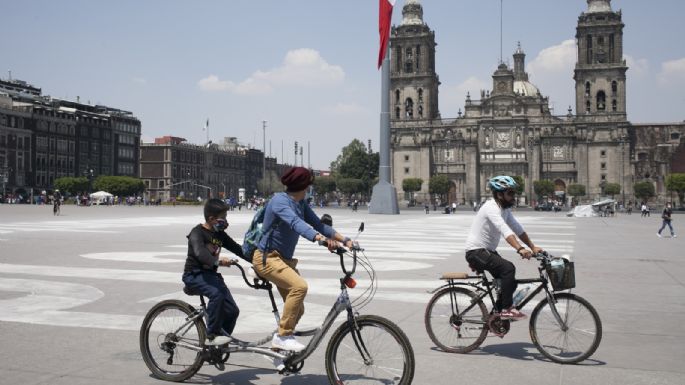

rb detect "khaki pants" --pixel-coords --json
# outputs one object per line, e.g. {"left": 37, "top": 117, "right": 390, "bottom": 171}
{"left": 252, "top": 249, "right": 307, "bottom": 336}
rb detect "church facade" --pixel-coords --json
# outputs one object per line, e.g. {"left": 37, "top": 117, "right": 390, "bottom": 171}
{"left": 390, "top": 0, "right": 685, "bottom": 206}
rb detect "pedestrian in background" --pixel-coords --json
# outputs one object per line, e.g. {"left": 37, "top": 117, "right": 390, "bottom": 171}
{"left": 657, "top": 202, "right": 676, "bottom": 238}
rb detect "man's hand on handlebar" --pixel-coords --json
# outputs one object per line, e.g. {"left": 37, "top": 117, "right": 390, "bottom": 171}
{"left": 315, "top": 234, "right": 340, "bottom": 251}
{"left": 531, "top": 246, "right": 544, "bottom": 254}
{"left": 518, "top": 248, "right": 533, "bottom": 260}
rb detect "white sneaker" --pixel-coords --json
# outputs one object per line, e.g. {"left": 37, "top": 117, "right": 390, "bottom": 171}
{"left": 271, "top": 334, "right": 305, "bottom": 352}
{"left": 656, "top": 233, "right": 662, "bottom": 238}
{"left": 673, "top": 234, "right": 677, "bottom": 238}
{"left": 205, "top": 335, "right": 231, "bottom": 346}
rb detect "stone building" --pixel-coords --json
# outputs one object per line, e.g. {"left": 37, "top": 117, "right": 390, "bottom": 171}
{"left": 140, "top": 136, "right": 287, "bottom": 202}
{"left": 391, "top": 0, "right": 685, "bottom": 206}
{"left": 0, "top": 78, "right": 141, "bottom": 200}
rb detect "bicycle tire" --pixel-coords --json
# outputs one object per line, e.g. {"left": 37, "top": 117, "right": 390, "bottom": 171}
{"left": 529, "top": 292, "right": 602, "bottom": 364}
{"left": 424, "top": 287, "right": 488, "bottom": 353}
{"left": 325, "top": 314, "right": 415, "bottom": 385}
{"left": 139, "top": 299, "right": 206, "bottom": 381}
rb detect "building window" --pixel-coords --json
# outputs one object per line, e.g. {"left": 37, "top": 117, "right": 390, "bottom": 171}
{"left": 596, "top": 91, "right": 606, "bottom": 111}
{"left": 601, "top": 162, "right": 606, "bottom": 170}
{"left": 404, "top": 155, "right": 410, "bottom": 162}
{"left": 404, "top": 167, "right": 410, "bottom": 174}
{"left": 158, "top": 180, "right": 165, "bottom": 188}
{"left": 601, "top": 174, "right": 606, "bottom": 181}
{"left": 395, "top": 107, "right": 401, "bottom": 119}
{"left": 600, "top": 149, "right": 606, "bottom": 157}
{"left": 671, "top": 133, "right": 680, "bottom": 140}
{"left": 612, "top": 99, "right": 617, "bottom": 112}
{"left": 611, "top": 81, "right": 618, "bottom": 95}
{"left": 586, "top": 100, "right": 591, "bottom": 113}
{"left": 415, "top": 45, "right": 421, "bottom": 71}
{"left": 585, "top": 81, "right": 591, "bottom": 97}
{"left": 395, "top": 90, "right": 400, "bottom": 104}
{"left": 404, "top": 98, "right": 414, "bottom": 118}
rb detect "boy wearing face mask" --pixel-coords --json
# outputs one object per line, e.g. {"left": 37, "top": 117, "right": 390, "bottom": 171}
{"left": 182, "top": 198, "right": 244, "bottom": 345}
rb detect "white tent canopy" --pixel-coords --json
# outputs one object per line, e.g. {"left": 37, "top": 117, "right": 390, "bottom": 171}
{"left": 89, "top": 191, "right": 113, "bottom": 198}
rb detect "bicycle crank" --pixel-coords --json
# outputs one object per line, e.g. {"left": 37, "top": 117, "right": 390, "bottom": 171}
{"left": 487, "top": 315, "right": 511, "bottom": 338}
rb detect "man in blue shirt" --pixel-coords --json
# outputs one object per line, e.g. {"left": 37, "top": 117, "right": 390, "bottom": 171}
{"left": 253, "top": 167, "right": 355, "bottom": 352}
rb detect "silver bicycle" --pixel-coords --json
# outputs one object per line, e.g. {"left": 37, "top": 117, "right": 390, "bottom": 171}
{"left": 140, "top": 223, "right": 415, "bottom": 384}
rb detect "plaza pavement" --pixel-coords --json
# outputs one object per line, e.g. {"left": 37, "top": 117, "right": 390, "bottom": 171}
{"left": 0, "top": 203, "right": 682, "bottom": 385}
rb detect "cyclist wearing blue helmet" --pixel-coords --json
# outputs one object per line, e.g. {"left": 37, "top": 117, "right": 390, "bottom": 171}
{"left": 464, "top": 175, "right": 544, "bottom": 319}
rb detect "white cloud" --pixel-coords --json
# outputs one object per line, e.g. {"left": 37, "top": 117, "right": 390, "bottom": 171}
{"left": 657, "top": 57, "right": 685, "bottom": 86}
{"left": 455, "top": 76, "right": 488, "bottom": 98}
{"left": 323, "top": 102, "right": 366, "bottom": 116}
{"left": 197, "top": 48, "right": 344, "bottom": 95}
{"left": 625, "top": 55, "right": 649, "bottom": 77}
{"left": 528, "top": 39, "right": 576, "bottom": 74}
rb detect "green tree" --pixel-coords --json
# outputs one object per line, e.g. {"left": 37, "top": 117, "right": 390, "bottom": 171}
{"left": 54, "top": 177, "right": 89, "bottom": 195}
{"left": 512, "top": 175, "right": 525, "bottom": 195}
{"left": 313, "top": 176, "right": 336, "bottom": 195}
{"left": 429, "top": 175, "right": 450, "bottom": 202}
{"left": 93, "top": 176, "right": 145, "bottom": 196}
{"left": 330, "top": 139, "right": 378, "bottom": 193}
{"left": 336, "top": 178, "right": 365, "bottom": 197}
{"left": 604, "top": 182, "right": 621, "bottom": 198}
{"left": 533, "top": 180, "right": 555, "bottom": 199}
{"left": 633, "top": 181, "right": 655, "bottom": 202}
{"left": 567, "top": 183, "right": 586, "bottom": 198}
{"left": 666, "top": 173, "right": 685, "bottom": 207}
{"left": 402, "top": 178, "right": 423, "bottom": 193}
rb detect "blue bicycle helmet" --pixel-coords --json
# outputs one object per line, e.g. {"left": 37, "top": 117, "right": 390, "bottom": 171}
{"left": 488, "top": 175, "right": 518, "bottom": 191}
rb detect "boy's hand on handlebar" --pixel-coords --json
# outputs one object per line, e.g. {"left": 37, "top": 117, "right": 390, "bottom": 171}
{"left": 531, "top": 246, "right": 544, "bottom": 254}
{"left": 218, "top": 256, "right": 238, "bottom": 267}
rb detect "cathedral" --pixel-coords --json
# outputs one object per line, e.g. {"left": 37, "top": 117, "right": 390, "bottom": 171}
{"left": 390, "top": 0, "right": 685, "bottom": 206}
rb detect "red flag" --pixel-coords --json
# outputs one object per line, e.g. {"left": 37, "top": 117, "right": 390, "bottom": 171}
{"left": 378, "top": 0, "right": 396, "bottom": 69}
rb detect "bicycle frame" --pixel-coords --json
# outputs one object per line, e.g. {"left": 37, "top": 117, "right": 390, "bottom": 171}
{"left": 171, "top": 246, "right": 368, "bottom": 368}
{"left": 431, "top": 255, "right": 569, "bottom": 330}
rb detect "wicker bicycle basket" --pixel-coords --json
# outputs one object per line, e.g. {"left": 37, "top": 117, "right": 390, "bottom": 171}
{"left": 545, "top": 258, "right": 576, "bottom": 291}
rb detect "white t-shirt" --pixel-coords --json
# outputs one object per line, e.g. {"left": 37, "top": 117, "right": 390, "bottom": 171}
{"left": 465, "top": 198, "right": 525, "bottom": 251}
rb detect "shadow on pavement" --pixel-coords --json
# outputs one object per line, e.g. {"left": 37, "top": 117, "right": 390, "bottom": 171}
{"left": 479, "top": 342, "right": 606, "bottom": 365}
{"left": 169, "top": 365, "right": 331, "bottom": 385}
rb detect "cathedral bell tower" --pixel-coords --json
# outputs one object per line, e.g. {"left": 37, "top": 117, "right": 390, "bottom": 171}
{"left": 390, "top": 0, "right": 440, "bottom": 121}
{"left": 574, "top": 0, "right": 628, "bottom": 118}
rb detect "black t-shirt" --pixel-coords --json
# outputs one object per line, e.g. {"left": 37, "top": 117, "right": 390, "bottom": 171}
{"left": 184, "top": 224, "right": 244, "bottom": 272}
{"left": 662, "top": 208, "right": 673, "bottom": 221}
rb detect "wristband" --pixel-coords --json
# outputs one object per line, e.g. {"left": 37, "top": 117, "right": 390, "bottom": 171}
{"left": 516, "top": 246, "right": 525, "bottom": 253}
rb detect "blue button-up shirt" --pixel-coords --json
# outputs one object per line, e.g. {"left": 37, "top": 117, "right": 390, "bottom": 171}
{"left": 257, "top": 192, "right": 336, "bottom": 259}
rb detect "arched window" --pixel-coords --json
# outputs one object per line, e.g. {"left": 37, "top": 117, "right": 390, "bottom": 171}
{"left": 395, "top": 107, "right": 400, "bottom": 119}
{"left": 418, "top": 89, "right": 423, "bottom": 103}
{"left": 585, "top": 82, "right": 591, "bottom": 96}
{"left": 404, "top": 98, "right": 414, "bottom": 118}
{"left": 611, "top": 81, "right": 618, "bottom": 94}
{"left": 395, "top": 90, "right": 400, "bottom": 104}
{"left": 586, "top": 100, "right": 591, "bottom": 113}
{"left": 612, "top": 99, "right": 617, "bottom": 112}
{"left": 596, "top": 91, "right": 606, "bottom": 111}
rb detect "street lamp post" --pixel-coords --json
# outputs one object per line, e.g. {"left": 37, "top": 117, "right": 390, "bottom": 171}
{"left": 262, "top": 120, "right": 267, "bottom": 196}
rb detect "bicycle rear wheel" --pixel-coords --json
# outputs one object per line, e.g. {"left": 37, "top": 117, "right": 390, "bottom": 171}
{"left": 424, "top": 287, "right": 488, "bottom": 353}
{"left": 139, "top": 299, "right": 206, "bottom": 381}
{"left": 325, "top": 315, "right": 415, "bottom": 385}
{"left": 529, "top": 293, "right": 602, "bottom": 364}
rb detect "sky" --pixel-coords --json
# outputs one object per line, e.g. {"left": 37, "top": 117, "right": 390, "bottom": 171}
{"left": 3, "top": 0, "right": 685, "bottom": 170}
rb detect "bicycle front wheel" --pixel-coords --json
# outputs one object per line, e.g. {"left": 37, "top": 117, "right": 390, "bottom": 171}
{"left": 530, "top": 293, "right": 602, "bottom": 364}
{"left": 139, "top": 299, "right": 206, "bottom": 381}
{"left": 424, "top": 287, "right": 488, "bottom": 353}
{"left": 325, "top": 315, "right": 415, "bottom": 385}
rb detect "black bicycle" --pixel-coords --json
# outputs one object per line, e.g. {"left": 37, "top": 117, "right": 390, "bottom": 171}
{"left": 424, "top": 252, "right": 602, "bottom": 364}
{"left": 140, "top": 223, "right": 415, "bottom": 384}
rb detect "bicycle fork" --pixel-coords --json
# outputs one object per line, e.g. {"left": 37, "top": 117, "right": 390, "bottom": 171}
{"left": 347, "top": 310, "right": 373, "bottom": 365}
{"left": 545, "top": 290, "right": 569, "bottom": 332}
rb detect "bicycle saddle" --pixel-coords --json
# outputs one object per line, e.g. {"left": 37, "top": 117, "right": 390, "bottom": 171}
{"left": 440, "top": 272, "right": 470, "bottom": 280}
{"left": 183, "top": 286, "right": 202, "bottom": 296}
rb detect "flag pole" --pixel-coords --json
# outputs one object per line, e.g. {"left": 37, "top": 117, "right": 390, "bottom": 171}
{"left": 369, "top": 39, "right": 399, "bottom": 214}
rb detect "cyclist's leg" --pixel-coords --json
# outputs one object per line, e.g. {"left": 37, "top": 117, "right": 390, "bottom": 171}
{"left": 183, "top": 271, "right": 230, "bottom": 337}
{"left": 488, "top": 252, "right": 516, "bottom": 310}
{"left": 252, "top": 250, "right": 307, "bottom": 336}
{"left": 217, "top": 274, "right": 240, "bottom": 336}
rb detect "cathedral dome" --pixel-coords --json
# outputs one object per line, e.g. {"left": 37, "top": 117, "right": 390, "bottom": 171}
{"left": 401, "top": 0, "right": 424, "bottom": 26}
{"left": 586, "top": 0, "right": 612, "bottom": 13}
{"left": 513, "top": 80, "right": 539, "bottom": 96}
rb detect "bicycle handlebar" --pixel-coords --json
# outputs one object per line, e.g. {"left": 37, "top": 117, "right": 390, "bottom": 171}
{"left": 317, "top": 240, "right": 362, "bottom": 277}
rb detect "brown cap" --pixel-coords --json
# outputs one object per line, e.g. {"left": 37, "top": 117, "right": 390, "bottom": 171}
{"left": 280, "top": 167, "right": 314, "bottom": 192}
